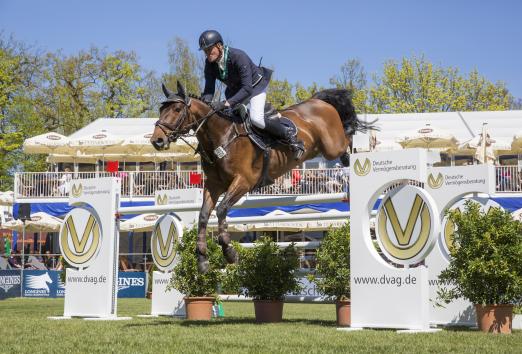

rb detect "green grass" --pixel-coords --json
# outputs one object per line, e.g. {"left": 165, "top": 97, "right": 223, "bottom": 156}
{"left": 0, "top": 298, "right": 521, "bottom": 353}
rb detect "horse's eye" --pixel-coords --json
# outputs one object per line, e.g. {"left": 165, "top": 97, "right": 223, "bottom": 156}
{"left": 175, "top": 107, "right": 182, "bottom": 113}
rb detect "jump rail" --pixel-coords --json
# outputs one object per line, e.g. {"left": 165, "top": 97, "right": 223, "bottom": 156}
{"left": 117, "top": 192, "right": 348, "bottom": 215}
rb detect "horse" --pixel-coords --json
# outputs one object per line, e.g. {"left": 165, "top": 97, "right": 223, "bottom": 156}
{"left": 151, "top": 81, "right": 374, "bottom": 273}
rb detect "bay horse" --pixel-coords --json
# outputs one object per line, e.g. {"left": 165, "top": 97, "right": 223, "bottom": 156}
{"left": 151, "top": 81, "right": 374, "bottom": 273}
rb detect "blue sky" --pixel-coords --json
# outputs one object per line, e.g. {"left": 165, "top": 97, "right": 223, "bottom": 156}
{"left": 1, "top": 0, "right": 521, "bottom": 98}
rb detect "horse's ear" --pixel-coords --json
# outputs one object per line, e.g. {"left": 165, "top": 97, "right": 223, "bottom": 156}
{"left": 162, "top": 83, "right": 172, "bottom": 98}
{"left": 177, "top": 80, "right": 186, "bottom": 98}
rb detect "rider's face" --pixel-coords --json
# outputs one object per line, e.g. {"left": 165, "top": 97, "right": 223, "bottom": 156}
{"left": 204, "top": 44, "right": 221, "bottom": 63}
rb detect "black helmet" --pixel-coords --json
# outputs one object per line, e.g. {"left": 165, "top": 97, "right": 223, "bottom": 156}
{"left": 198, "top": 30, "right": 223, "bottom": 50}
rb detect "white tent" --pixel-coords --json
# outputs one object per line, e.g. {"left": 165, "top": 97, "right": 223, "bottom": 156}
{"left": 0, "top": 191, "right": 14, "bottom": 206}
{"left": 3, "top": 212, "right": 63, "bottom": 232}
{"left": 120, "top": 213, "right": 161, "bottom": 232}
{"left": 23, "top": 132, "right": 71, "bottom": 155}
{"left": 397, "top": 123, "right": 458, "bottom": 150}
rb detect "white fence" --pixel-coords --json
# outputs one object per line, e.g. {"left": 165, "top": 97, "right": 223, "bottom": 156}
{"left": 12, "top": 165, "right": 522, "bottom": 200}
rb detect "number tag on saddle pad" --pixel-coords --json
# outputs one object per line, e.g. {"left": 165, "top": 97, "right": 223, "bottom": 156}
{"left": 214, "top": 146, "right": 227, "bottom": 159}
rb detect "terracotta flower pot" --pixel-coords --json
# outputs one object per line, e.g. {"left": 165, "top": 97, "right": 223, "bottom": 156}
{"left": 253, "top": 300, "right": 284, "bottom": 323}
{"left": 475, "top": 304, "right": 513, "bottom": 334}
{"left": 184, "top": 297, "right": 215, "bottom": 321}
{"left": 336, "top": 299, "right": 351, "bottom": 327}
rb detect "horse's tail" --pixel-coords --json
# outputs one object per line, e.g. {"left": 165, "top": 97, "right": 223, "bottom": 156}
{"left": 312, "top": 89, "right": 378, "bottom": 136}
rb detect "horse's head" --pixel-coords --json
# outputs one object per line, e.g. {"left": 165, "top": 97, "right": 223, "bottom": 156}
{"left": 151, "top": 81, "right": 195, "bottom": 151}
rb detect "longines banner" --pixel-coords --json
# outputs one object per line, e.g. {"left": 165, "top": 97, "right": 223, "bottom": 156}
{"left": 350, "top": 149, "right": 439, "bottom": 331}
{"left": 58, "top": 178, "right": 122, "bottom": 318}
{"left": 22, "top": 270, "right": 65, "bottom": 298}
{"left": 0, "top": 270, "right": 21, "bottom": 299}
{"left": 150, "top": 214, "right": 185, "bottom": 316}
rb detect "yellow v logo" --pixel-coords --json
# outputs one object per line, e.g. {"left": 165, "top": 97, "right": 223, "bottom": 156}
{"left": 354, "top": 158, "right": 371, "bottom": 176}
{"left": 156, "top": 194, "right": 168, "bottom": 205}
{"left": 383, "top": 195, "right": 424, "bottom": 246}
{"left": 378, "top": 193, "right": 431, "bottom": 261}
{"left": 71, "top": 183, "right": 82, "bottom": 197}
{"left": 60, "top": 213, "right": 100, "bottom": 267}
{"left": 152, "top": 222, "right": 176, "bottom": 268}
{"left": 427, "top": 173, "right": 443, "bottom": 189}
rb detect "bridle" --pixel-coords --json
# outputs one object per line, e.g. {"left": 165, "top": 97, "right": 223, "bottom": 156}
{"left": 154, "top": 96, "right": 220, "bottom": 164}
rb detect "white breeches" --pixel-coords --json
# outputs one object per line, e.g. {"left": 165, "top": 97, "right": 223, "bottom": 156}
{"left": 248, "top": 89, "right": 267, "bottom": 129}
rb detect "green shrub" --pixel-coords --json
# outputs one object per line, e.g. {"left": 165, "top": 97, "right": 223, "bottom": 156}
{"left": 308, "top": 223, "right": 350, "bottom": 301}
{"left": 168, "top": 227, "right": 224, "bottom": 297}
{"left": 438, "top": 201, "right": 522, "bottom": 305}
{"left": 224, "top": 236, "right": 301, "bottom": 301}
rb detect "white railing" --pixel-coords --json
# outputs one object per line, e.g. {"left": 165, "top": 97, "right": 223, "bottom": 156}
{"left": 13, "top": 166, "right": 522, "bottom": 199}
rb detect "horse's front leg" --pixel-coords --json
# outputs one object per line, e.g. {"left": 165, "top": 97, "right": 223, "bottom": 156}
{"left": 196, "top": 187, "right": 221, "bottom": 273}
{"left": 215, "top": 176, "right": 251, "bottom": 264}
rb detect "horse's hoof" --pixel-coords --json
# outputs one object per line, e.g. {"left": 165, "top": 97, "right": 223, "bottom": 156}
{"left": 340, "top": 153, "right": 350, "bottom": 167}
{"left": 198, "top": 260, "right": 210, "bottom": 274}
{"left": 223, "top": 246, "right": 238, "bottom": 264}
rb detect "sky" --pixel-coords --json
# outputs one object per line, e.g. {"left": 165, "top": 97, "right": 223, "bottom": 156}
{"left": 1, "top": 0, "right": 521, "bottom": 98}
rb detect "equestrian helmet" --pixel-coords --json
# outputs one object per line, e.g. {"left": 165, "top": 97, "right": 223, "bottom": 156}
{"left": 199, "top": 30, "right": 223, "bottom": 50}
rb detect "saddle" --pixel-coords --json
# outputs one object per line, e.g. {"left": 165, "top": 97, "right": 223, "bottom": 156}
{"left": 218, "top": 102, "right": 298, "bottom": 191}
{"left": 221, "top": 102, "right": 297, "bottom": 151}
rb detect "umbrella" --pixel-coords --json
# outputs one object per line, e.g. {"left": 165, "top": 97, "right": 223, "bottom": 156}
{"left": 120, "top": 213, "right": 161, "bottom": 232}
{"left": 512, "top": 208, "right": 522, "bottom": 221}
{"left": 0, "top": 191, "right": 14, "bottom": 206}
{"left": 474, "top": 123, "right": 496, "bottom": 164}
{"left": 449, "top": 126, "right": 510, "bottom": 160}
{"left": 511, "top": 131, "right": 522, "bottom": 152}
{"left": 397, "top": 123, "right": 458, "bottom": 150}
{"left": 3, "top": 212, "right": 63, "bottom": 232}
{"left": 69, "top": 130, "right": 124, "bottom": 155}
{"left": 122, "top": 133, "right": 198, "bottom": 155}
{"left": 23, "top": 132, "right": 71, "bottom": 155}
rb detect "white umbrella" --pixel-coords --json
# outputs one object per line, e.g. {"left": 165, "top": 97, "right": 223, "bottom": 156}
{"left": 512, "top": 208, "right": 522, "bottom": 221}
{"left": 120, "top": 213, "right": 161, "bottom": 232}
{"left": 69, "top": 130, "right": 124, "bottom": 155}
{"left": 397, "top": 123, "right": 458, "bottom": 150}
{"left": 3, "top": 212, "right": 63, "bottom": 232}
{"left": 0, "top": 191, "right": 14, "bottom": 206}
{"left": 23, "top": 132, "right": 71, "bottom": 155}
{"left": 511, "top": 131, "right": 522, "bottom": 152}
{"left": 474, "top": 123, "right": 496, "bottom": 164}
{"left": 450, "top": 126, "right": 510, "bottom": 160}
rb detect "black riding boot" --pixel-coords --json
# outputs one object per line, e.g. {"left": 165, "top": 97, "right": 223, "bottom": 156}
{"left": 264, "top": 117, "right": 305, "bottom": 160}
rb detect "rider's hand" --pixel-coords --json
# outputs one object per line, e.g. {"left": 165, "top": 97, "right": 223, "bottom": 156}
{"left": 210, "top": 100, "right": 227, "bottom": 112}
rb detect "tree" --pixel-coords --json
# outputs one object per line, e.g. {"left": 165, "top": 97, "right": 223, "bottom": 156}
{"left": 295, "top": 82, "right": 322, "bottom": 103}
{"left": 163, "top": 37, "right": 201, "bottom": 97}
{"left": 329, "top": 59, "right": 369, "bottom": 113}
{"left": 368, "top": 56, "right": 513, "bottom": 113}
{"left": 267, "top": 79, "right": 294, "bottom": 109}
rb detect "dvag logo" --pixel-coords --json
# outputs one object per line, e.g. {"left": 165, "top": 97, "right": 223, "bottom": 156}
{"left": 376, "top": 185, "right": 437, "bottom": 265}
{"left": 427, "top": 173, "right": 443, "bottom": 189}
{"left": 59, "top": 208, "right": 102, "bottom": 269}
{"left": 354, "top": 158, "right": 371, "bottom": 176}
{"left": 151, "top": 215, "right": 182, "bottom": 272}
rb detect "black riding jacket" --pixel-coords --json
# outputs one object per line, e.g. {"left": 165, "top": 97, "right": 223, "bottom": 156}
{"left": 201, "top": 47, "right": 272, "bottom": 106}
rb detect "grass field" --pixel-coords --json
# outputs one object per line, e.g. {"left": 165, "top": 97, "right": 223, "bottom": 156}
{"left": 1, "top": 298, "right": 521, "bottom": 353}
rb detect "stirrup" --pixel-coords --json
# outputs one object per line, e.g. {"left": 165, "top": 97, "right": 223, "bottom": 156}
{"left": 290, "top": 141, "right": 304, "bottom": 160}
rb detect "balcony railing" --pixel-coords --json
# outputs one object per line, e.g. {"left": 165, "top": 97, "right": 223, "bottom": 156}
{"left": 13, "top": 165, "right": 522, "bottom": 200}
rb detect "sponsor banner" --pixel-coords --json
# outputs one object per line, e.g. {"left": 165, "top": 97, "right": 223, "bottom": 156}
{"left": 151, "top": 215, "right": 182, "bottom": 272}
{"left": 22, "top": 270, "right": 64, "bottom": 298}
{"left": 117, "top": 272, "right": 146, "bottom": 298}
{"left": 0, "top": 270, "right": 22, "bottom": 299}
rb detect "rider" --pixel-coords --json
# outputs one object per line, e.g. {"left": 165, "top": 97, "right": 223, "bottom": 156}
{"left": 198, "top": 30, "right": 304, "bottom": 160}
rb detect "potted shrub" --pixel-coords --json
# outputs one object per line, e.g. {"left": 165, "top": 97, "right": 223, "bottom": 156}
{"left": 308, "top": 222, "right": 351, "bottom": 326}
{"left": 224, "top": 236, "right": 301, "bottom": 323}
{"left": 168, "top": 227, "right": 224, "bottom": 320}
{"left": 438, "top": 201, "right": 522, "bottom": 334}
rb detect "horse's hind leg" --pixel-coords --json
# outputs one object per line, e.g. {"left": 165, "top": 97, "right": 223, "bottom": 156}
{"left": 196, "top": 187, "right": 221, "bottom": 273}
{"left": 215, "top": 176, "right": 251, "bottom": 264}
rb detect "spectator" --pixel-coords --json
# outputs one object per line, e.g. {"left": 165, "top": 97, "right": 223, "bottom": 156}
{"left": 58, "top": 167, "right": 73, "bottom": 196}
{"left": 8, "top": 251, "right": 21, "bottom": 269}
